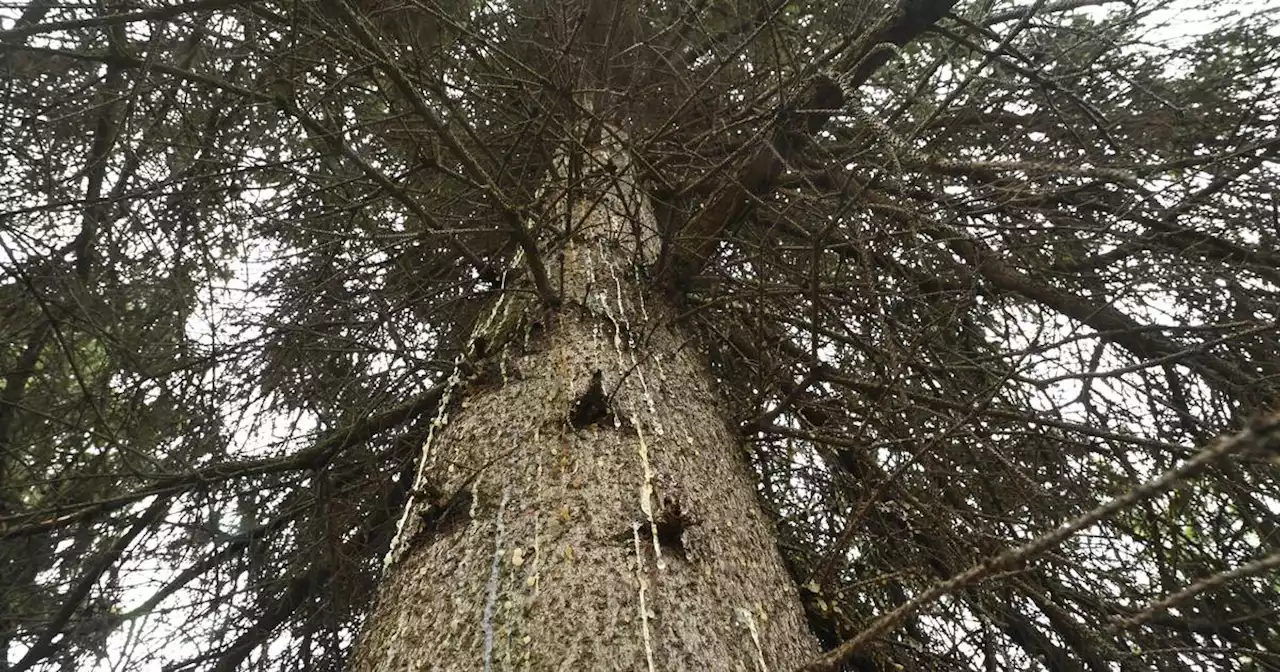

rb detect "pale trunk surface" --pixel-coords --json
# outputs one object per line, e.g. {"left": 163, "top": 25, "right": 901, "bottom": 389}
{"left": 350, "top": 138, "right": 818, "bottom": 670}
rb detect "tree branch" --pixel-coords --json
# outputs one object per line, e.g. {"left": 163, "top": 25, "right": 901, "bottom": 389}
{"left": 0, "top": 384, "right": 443, "bottom": 539}
{"left": 660, "top": 74, "right": 843, "bottom": 287}
{"left": 795, "top": 413, "right": 1280, "bottom": 671}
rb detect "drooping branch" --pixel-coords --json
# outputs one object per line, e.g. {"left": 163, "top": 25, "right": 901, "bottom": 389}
{"left": 659, "top": 0, "right": 960, "bottom": 289}
{"left": 841, "top": 0, "right": 962, "bottom": 91}
{"left": 795, "top": 413, "right": 1280, "bottom": 671}
{"left": 981, "top": 0, "right": 1131, "bottom": 26}
{"left": 659, "top": 74, "right": 843, "bottom": 287}
{"left": 203, "top": 487, "right": 398, "bottom": 672}
{"left": 0, "top": 384, "right": 442, "bottom": 539}
{"left": 11, "top": 495, "right": 172, "bottom": 672}
{"left": 324, "top": 0, "right": 557, "bottom": 301}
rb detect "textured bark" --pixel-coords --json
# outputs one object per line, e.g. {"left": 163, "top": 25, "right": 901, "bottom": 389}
{"left": 350, "top": 142, "right": 819, "bottom": 670}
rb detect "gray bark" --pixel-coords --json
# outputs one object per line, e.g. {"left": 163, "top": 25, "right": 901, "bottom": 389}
{"left": 350, "top": 139, "right": 818, "bottom": 670}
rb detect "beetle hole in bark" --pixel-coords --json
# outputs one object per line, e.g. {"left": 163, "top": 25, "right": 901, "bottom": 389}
{"left": 463, "top": 360, "right": 516, "bottom": 393}
{"left": 520, "top": 312, "right": 553, "bottom": 354}
{"left": 470, "top": 335, "right": 488, "bottom": 360}
{"left": 621, "top": 498, "right": 697, "bottom": 562}
{"left": 417, "top": 488, "right": 473, "bottom": 539}
{"left": 569, "top": 369, "right": 615, "bottom": 429}
{"left": 610, "top": 321, "right": 635, "bottom": 349}
{"left": 653, "top": 514, "right": 690, "bottom": 561}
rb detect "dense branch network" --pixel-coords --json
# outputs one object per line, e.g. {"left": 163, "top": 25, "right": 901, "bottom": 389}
{"left": 0, "top": 0, "right": 1277, "bottom": 670}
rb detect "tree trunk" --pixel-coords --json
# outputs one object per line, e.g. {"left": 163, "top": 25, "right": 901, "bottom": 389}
{"left": 349, "top": 137, "right": 819, "bottom": 670}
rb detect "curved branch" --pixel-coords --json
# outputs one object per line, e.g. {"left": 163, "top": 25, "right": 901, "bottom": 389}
{"left": 0, "top": 384, "right": 443, "bottom": 539}
{"left": 12, "top": 495, "right": 172, "bottom": 672}
{"left": 661, "top": 74, "right": 844, "bottom": 286}
{"left": 795, "top": 414, "right": 1280, "bottom": 671}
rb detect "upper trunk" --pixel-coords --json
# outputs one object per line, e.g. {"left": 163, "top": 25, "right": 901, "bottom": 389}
{"left": 349, "top": 135, "right": 819, "bottom": 670}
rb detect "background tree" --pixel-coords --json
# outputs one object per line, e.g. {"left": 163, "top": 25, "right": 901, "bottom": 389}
{"left": 1, "top": 0, "right": 1278, "bottom": 670}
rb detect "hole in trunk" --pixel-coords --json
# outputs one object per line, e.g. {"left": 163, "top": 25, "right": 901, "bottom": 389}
{"left": 653, "top": 513, "right": 689, "bottom": 560}
{"left": 569, "top": 370, "right": 613, "bottom": 429}
{"left": 418, "top": 488, "right": 473, "bottom": 538}
{"left": 622, "top": 498, "right": 697, "bottom": 561}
